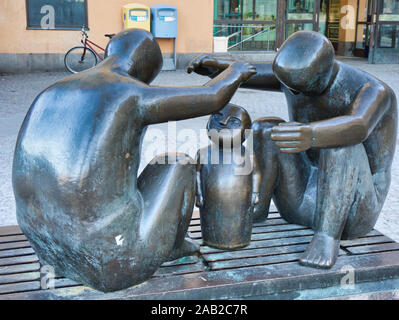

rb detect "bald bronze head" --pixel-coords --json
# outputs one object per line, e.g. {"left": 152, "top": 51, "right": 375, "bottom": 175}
{"left": 105, "top": 28, "right": 163, "bottom": 84}
{"left": 207, "top": 104, "right": 252, "bottom": 147}
{"left": 273, "top": 31, "right": 335, "bottom": 95}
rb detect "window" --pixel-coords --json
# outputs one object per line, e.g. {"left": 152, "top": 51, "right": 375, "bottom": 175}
{"left": 378, "top": 24, "right": 398, "bottom": 48}
{"left": 26, "top": 0, "right": 88, "bottom": 30}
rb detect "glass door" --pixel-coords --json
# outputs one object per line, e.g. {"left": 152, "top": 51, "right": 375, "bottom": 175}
{"left": 369, "top": 0, "right": 399, "bottom": 63}
{"left": 354, "top": 0, "right": 373, "bottom": 58}
{"left": 326, "top": 0, "right": 341, "bottom": 50}
{"left": 279, "top": 0, "right": 321, "bottom": 47}
{"left": 213, "top": 0, "right": 278, "bottom": 51}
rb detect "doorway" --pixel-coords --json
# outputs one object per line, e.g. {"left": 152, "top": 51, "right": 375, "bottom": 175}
{"left": 369, "top": 0, "right": 399, "bottom": 63}
{"left": 213, "top": 0, "right": 325, "bottom": 51}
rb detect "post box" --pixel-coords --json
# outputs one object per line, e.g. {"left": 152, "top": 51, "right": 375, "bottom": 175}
{"left": 123, "top": 3, "right": 151, "bottom": 31}
{"left": 150, "top": 4, "right": 177, "bottom": 38}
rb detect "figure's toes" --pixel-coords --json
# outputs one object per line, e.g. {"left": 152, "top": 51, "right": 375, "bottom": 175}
{"left": 320, "top": 257, "right": 334, "bottom": 269}
{"left": 299, "top": 251, "right": 319, "bottom": 267}
{"left": 299, "top": 250, "right": 335, "bottom": 269}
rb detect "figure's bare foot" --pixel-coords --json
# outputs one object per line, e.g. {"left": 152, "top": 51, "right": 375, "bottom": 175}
{"left": 167, "top": 238, "right": 200, "bottom": 262}
{"left": 299, "top": 232, "right": 340, "bottom": 269}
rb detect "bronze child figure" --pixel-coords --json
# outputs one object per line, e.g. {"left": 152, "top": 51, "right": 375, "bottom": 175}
{"left": 195, "top": 104, "right": 261, "bottom": 249}
{"left": 12, "top": 29, "right": 255, "bottom": 292}
{"left": 188, "top": 31, "right": 397, "bottom": 269}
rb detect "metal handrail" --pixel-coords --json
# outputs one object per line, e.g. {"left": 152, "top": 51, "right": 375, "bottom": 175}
{"left": 227, "top": 26, "right": 271, "bottom": 50}
{"left": 227, "top": 31, "right": 241, "bottom": 40}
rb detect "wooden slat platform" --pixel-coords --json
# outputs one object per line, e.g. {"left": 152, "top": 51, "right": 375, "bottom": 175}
{"left": 1, "top": 210, "right": 399, "bottom": 300}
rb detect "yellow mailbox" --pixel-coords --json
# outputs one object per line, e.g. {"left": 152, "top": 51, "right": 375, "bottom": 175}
{"left": 123, "top": 3, "right": 151, "bottom": 31}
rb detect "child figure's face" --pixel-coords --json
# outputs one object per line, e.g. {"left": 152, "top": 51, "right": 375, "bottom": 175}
{"left": 207, "top": 104, "right": 251, "bottom": 147}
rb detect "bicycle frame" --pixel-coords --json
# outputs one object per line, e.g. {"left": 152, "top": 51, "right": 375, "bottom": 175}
{"left": 81, "top": 37, "right": 105, "bottom": 61}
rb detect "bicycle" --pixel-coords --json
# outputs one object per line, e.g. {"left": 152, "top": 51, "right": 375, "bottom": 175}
{"left": 64, "top": 27, "right": 115, "bottom": 74}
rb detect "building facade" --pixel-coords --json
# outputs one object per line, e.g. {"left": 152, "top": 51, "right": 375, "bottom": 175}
{"left": 0, "top": 0, "right": 398, "bottom": 73}
{"left": 214, "top": 0, "right": 399, "bottom": 63}
{"left": 0, "top": 0, "right": 214, "bottom": 72}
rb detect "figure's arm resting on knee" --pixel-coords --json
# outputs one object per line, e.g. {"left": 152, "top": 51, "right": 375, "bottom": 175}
{"left": 187, "top": 54, "right": 281, "bottom": 92}
{"left": 141, "top": 62, "right": 255, "bottom": 125}
{"left": 271, "top": 82, "right": 393, "bottom": 153}
{"left": 310, "top": 82, "right": 392, "bottom": 148}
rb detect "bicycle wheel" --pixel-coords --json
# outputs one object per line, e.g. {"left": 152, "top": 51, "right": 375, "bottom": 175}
{"left": 64, "top": 46, "right": 98, "bottom": 74}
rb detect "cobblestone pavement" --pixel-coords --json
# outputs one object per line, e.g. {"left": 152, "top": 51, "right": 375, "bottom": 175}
{"left": 1, "top": 58, "right": 399, "bottom": 242}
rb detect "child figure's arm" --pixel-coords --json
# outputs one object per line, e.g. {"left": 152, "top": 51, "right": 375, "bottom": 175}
{"left": 252, "top": 154, "right": 261, "bottom": 206}
{"left": 195, "top": 149, "right": 204, "bottom": 208}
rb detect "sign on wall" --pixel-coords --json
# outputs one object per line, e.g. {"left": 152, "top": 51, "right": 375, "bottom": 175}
{"left": 26, "top": 0, "right": 88, "bottom": 30}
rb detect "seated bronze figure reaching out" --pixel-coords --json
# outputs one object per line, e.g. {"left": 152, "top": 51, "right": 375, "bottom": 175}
{"left": 188, "top": 31, "right": 398, "bottom": 269}
{"left": 12, "top": 29, "right": 256, "bottom": 292}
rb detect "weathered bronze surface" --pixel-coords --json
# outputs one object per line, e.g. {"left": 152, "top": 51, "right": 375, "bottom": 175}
{"left": 188, "top": 31, "right": 398, "bottom": 269}
{"left": 12, "top": 29, "right": 255, "bottom": 292}
{"left": 195, "top": 104, "right": 261, "bottom": 249}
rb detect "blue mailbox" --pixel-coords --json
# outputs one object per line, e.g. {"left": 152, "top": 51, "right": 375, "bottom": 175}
{"left": 151, "top": 4, "right": 178, "bottom": 70}
{"left": 151, "top": 4, "right": 177, "bottom": 38}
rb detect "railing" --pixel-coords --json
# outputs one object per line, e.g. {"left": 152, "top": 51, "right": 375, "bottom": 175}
{"left": 213, "top": 23, "right": 276, "bottom": 52}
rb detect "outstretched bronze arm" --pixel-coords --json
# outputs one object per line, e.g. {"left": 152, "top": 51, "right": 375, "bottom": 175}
{"left": 141, "top": 62, "right": 256, "bottom": 125}
{"left": 271, "top": 82, "right": 393, "bottom": 153}
{"left": 187, "top": 54, "right": 281, "bottom": 92}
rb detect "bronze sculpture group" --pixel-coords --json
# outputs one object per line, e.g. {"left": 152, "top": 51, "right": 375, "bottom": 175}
{"left": 12, "top": 29, "right": 397, "bottom": 292}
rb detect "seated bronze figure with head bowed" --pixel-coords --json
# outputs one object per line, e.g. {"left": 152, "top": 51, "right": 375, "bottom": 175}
{"left": 12, "top": 29, "right": 256, "bottom": 292}
{"left": 188, "top": 31, "right": 397, "bottom": 269}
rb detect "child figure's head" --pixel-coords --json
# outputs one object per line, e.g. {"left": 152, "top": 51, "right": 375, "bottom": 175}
{"left": 207, "top": 104, "right": 251, "bottom": 147}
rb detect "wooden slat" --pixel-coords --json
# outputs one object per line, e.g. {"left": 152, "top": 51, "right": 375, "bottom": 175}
{"left": 0, "top": 235, "right": 27, "bottom": 244}
{"left": 0, "top": 271, "right": 40, "bottom": 285}
{"left": 251, "top": 229, "right": 314, "bottom": 241}
{"left": 251, "top": 224, "right": 308, "bottom": 234}
{"left": 252, "top": 218, "right": 289, "bottom": 227}
{"left": 208, "top": 248, "right": 347, "bottom": 270}
{"left": 0, "top": 226, "right": 23, "bottom": 237}
{"left": 209, "top": 252, "right": 303, "bottom": 270}
{"left": 0, "top": 247, "right": 35, "bottom": 259}
{"left": 0, "top": 254, "right": 38, "bottom": 267}
{"left": 204, "top": 243, "right": 309, "bottom": 262}
{"left": 347, "top": 242, "right": 399, "bottom": 255}
{"left": 188, "top": 218, "right": 290, "bottom": 232}
{"left": 0, "top": 263, "right": 41, "bottom": 276}
{"left": 341, "top": 235, "right": 394, "bottom": 248}
{"left": 0, "top": 234, "right": 28, "bottom": 243}
{"left": 0, "top": 241, "right": 31, "bottom": 251}
{"left": 367, "top": 230, "right": 383, "bottom": 236}
{"left": 190, "top": 225, "right": 312, "bottom": 240}
{"left": 0, "top": 280, "right": 41, "bottom": 295}
{"left": 155, "top": 262, "right": 206, "bottom": 277}
{"left": 200, "top": 235, "right": 314, "bottom": 254}
{"left": 267, "top": 212, "right": 280, "bottom": 218}
{"left": 192, "top": 210, "right": 200, "bottom": 219}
